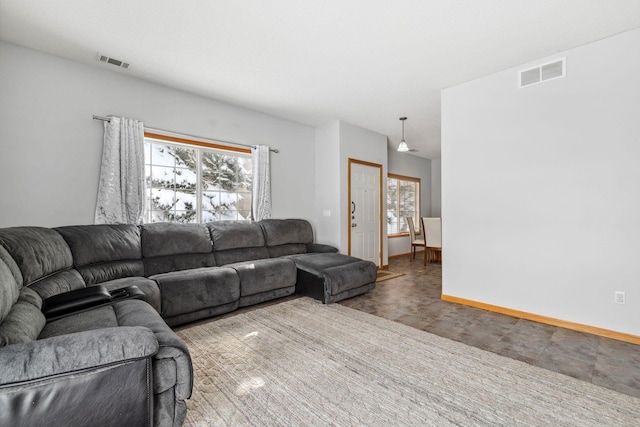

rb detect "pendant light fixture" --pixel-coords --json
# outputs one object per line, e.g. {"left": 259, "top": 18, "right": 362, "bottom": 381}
{"left": 397, "top": 117, "right": 409, "bottom": 152}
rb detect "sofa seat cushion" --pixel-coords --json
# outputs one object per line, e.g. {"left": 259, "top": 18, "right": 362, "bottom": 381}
{"left": 150, "top": 267, "right": 240, "bottom": 319}
{"left": 228, "top": 258, "right": 297, "bottom": 297}
{"left": 39, "top": 305, "right": 119, "bottom": 339}
{"left": 288, "top": 253, "right": 377, "bottom": 303}
{"left": 289, "top": 252, "right": 366, "bottom": 272}
{"left": 40, "top": 299, "right": 167, "bottom": 341}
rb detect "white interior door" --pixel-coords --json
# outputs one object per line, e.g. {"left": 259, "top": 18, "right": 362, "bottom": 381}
{"left": 350, "top": 161, "right": 381, "bottom": 266}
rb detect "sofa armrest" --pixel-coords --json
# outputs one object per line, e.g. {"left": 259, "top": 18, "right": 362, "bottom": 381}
{"left": 0, "top": 326, "right": 158, "bottom": 385}
{"left": 110, "top": 300, "right": 193, "bottom": 401}
{"left": 306, "top": 243, "right": 338, "bottom": 253}
{"left": 0, "top": 327, "right": 158, "bottom": 427}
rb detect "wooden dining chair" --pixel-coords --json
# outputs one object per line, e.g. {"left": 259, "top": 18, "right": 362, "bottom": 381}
{"left": 406, "top": 217, "right": 426, "bottom": 262}
{"left": 421, "top": 217, "right": 442, "bottom": 265}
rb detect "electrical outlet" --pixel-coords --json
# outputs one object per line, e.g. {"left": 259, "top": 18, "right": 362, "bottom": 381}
{"left": 614, "top": 291, "right": 626, "bottom": 304}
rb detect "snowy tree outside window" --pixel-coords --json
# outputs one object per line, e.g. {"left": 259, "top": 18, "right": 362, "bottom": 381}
{"left": 144, "top": 136, "right": 252, "bottom": 223}
{"left": 387, "top": 174, "right": 420, "bottom": 235}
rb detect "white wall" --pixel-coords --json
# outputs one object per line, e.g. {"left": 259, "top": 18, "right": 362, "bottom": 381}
{"left": 314, "top": 120, "right": 341, "bottom": 247}
{"left": 387, "top": 149, "right": 433, "bottom": 258}
{"left": 0, "top": 41, "right": 438, "bottom": 268}
{"left": 442, "top": 28, "right": 640, "bottom": 336}
{"left": 430, "top": 159, "right": 441, "bottom": 217}
{"left": 316, "top": 121, "right": 389, "bottom": 265}
{"left": 0, "top": 42, "right": 315, "bottom": 227}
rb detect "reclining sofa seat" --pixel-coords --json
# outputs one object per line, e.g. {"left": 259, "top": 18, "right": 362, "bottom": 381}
{"left": 0, "top": 227, "right": 193, "bottom": 427}
{"left": 142, "top": 222, "right": 240, "bottom": 327}
{"left": 208, "top": 221, "right": 298, "bottom": 308}
{"left": 143, "top": 221, "right": 299, "bottom": 327}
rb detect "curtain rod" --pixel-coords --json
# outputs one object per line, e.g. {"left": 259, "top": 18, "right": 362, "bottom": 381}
{"left": 93, "top": 115, "right": 279, "bottom": 153}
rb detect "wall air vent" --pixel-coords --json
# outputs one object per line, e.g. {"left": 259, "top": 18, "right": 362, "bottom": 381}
{"left": 519, "top": 58, "right": 565, "bottom": 88}
{"left": 96, "top": 53, "right": 130, "bottom": 69}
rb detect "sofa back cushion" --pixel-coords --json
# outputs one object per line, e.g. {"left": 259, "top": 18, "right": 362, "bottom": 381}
{"left": 0, "top": 245, "right": 22, "bottom": 324}
{"left": 55, "top": 225, "right": 144, "bottom": 285}
{"left": 0, "top": 227, "right": 85, "bottom": 299}
{"left": 260, "top": 219, "right": 313, "bottom": 257}
{"left": 0, "top": 243, "right": 45, "bottom": 346}
{"left": 0, "top": 287, "right": 45, "bottom": 346}
{"left": 0, "top": 227, "right": 73, "bottom": 286}
{"left": 208, "top": 221, "right": 269, "bottom": 265}
{"left": 140, "top": 223, "right": 215, "bottom": 276}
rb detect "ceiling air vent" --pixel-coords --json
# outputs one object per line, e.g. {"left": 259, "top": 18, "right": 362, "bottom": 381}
{"left": 519, "top": 58, "right": 565, "bottom": 88}
{"left": 96, "top": 53, "right": 130, "bottom": 69}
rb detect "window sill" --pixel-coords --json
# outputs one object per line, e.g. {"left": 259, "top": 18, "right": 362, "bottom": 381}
{"left": 389, "top": 233, "right": 411, "bottom": 239}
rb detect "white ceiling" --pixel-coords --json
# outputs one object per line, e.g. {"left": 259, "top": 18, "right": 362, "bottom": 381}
{"left": 2, "top": 1, "right": 640, "bottom": 159}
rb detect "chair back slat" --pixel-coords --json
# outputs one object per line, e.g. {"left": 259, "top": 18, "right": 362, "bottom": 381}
{"left": 407, "top": 217, "right": 416, "bottom": 241}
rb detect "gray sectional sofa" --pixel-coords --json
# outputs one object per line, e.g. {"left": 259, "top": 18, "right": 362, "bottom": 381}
{"left": 0, "top": 219, "right": 377, "bottom": 426}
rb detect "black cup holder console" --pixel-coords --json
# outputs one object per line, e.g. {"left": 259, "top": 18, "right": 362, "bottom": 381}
{"left": 43, "top": 285, "right": 147, "bottom": 321}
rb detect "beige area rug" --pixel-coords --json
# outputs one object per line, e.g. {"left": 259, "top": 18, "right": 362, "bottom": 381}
{"left": 376, "top": 270, "right": 404, "bottom": 282}
{"left": 177, "top": 298, "right": 639, "bottom": 426}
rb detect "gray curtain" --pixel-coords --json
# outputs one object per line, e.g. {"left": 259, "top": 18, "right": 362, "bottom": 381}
{"left": 94, "top": 116, "right": 146, "bottom": 224}
{"left": 251, "top": 145, "right": 271, "bottom": 221}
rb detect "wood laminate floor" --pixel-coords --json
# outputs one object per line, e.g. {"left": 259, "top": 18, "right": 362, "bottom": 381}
{"left": 339, "top": 255, "right": 640, "bottom": 399}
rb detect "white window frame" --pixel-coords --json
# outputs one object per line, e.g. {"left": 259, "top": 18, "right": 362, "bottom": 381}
{"left": 143, "top": 132, "right": 252, "bottom": 223}
{"left": 387, "top": 173, "right": 421, "bottom": 237}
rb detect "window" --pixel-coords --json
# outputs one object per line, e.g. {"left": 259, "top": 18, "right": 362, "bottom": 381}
{"left": 387, "top": 174, "right": 420, "bottom": 236}
{"left": 144, "top": 133, "right": 252, "bottom": 223}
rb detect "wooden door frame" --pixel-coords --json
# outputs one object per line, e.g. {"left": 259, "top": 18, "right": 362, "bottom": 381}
{"left": 347, "top": 158, "right": 383, "bottom": 268}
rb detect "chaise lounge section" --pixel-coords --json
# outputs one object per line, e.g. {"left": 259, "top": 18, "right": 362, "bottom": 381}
{"left": 259, "top": 219, "right": 378, "bottom": 304}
